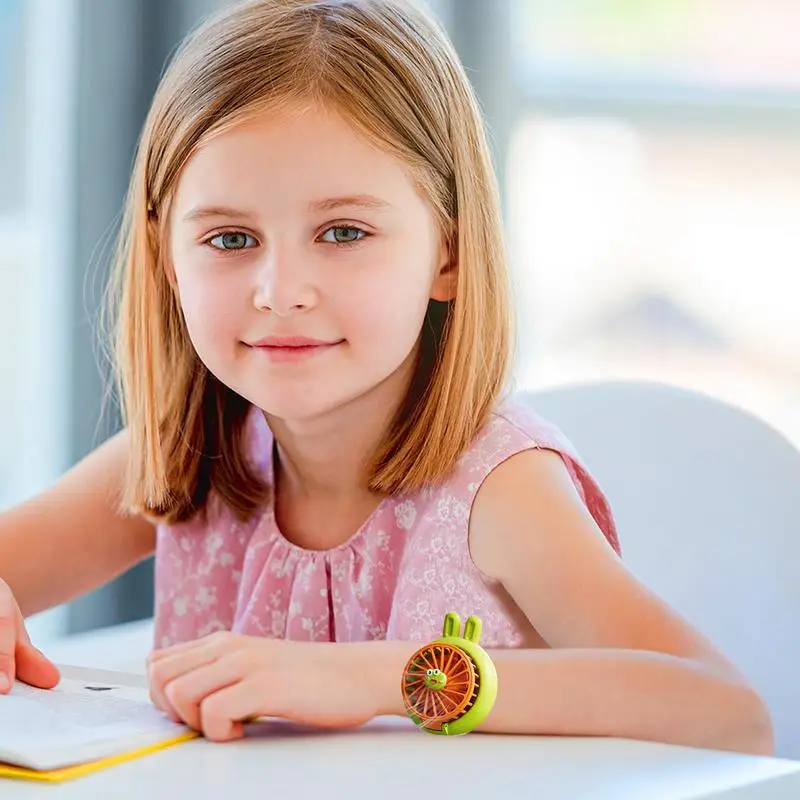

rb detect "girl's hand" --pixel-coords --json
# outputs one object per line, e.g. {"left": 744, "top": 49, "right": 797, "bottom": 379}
{"left": 0, "top": 579, "right": 60, "bottom": 692}
{"left": 146, "top": 632, "right": 380, "bottom": 741}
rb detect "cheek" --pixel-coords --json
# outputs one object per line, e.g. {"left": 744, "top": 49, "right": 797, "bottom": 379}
{"left": 173, "top": 265, "right": 247, "bottom": 354}
{"left": 342, "top": 266, "right": 432, "bottom": 353}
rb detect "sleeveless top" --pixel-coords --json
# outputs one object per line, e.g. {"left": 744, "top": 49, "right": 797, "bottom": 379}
{"left": 152, "top": 398, "right": 619, "bottom": 650}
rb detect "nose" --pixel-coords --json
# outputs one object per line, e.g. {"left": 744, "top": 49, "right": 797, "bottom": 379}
{"left": 252, "top": 244, "right": 317, "bottom": 316}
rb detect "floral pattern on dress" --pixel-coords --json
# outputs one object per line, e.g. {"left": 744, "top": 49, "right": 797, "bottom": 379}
{"left": 153, "top": 399, "right": 619, "bottom": 650}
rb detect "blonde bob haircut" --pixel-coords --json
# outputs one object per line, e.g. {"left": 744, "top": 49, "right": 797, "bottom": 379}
{"left": 110, "top": 0, "right": 514, "bottom": 524}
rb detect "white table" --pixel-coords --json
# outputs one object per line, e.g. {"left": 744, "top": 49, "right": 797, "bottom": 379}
{"left": 6, "top": 621, "right": 800, "bottom": 799}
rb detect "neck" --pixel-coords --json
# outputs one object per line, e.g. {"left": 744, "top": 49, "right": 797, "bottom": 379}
{"left": 265, "top": 351, "right": 417, "bottom": 502}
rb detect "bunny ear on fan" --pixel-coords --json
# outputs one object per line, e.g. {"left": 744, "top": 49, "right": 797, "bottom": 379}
{"left": 463, "top": 615, "right": 482, "bottom": 643}
{"left": 442, "top": 612, "right": 462, "bottom": 638}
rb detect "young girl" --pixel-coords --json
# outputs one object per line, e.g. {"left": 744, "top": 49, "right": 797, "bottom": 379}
{"left": 0, "top": 0, "right": 771, "bottom": 754}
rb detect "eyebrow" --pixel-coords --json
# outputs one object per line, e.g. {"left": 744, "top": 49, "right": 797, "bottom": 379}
{"left": 182, "top": 195, "right": 391, "bottom": 223}
{"left": 308, "top": 194, "right": 392, "bottom": 212}
{"left": 182, "top": 205, "right": 256, "bottom": 223}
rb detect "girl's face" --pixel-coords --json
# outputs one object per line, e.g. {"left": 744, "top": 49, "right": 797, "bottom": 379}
{"left": 168, "top": 103, "right": 453, "bottom": 421}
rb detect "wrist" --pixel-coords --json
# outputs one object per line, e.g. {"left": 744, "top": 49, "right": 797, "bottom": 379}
{"left": 344, "top": 640, "right": 420, "bottom": 718}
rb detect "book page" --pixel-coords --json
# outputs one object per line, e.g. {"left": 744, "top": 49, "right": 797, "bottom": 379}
{"left": 0, "top": 676, "right": 192, "bottom": 771}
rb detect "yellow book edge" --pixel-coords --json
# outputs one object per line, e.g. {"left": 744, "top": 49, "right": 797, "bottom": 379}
{"left": 0, "top": 730, "right": 200, "bottom": 783}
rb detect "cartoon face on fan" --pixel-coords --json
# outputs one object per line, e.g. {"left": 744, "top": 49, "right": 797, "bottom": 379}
{"left": 423, "top": 669, "right": 447, "bottom": 691}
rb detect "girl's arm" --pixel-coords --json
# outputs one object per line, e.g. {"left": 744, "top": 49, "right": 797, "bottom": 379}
{"left": 357, "top": 448, "right": 773, "bottom": 755}
{"left": 0, "top": 429, "right": 156, "bottom": 617}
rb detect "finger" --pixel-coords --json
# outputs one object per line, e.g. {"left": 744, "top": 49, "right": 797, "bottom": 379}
{"left": 148, "top": 641, "right": 198, "bottom": 664}
{"left": 147, "top": 632, "right": 234, "bottom": 714}
{"left": 163, "top": 658, "right": 243, "bottom": 732}
{"left": 199, "top": 681, "right": 259, "bottom": 742}
{"left": 148, "top": 649, "right": 218, "bottom": 721}
{"left": 11, "top": 599, "right": 60, "bottom": 689}
{"left": 0, "top": 614, "right": 15, "bottom": 692}
{"left": 15, "top": 643, "right": 61, "bottom": 690}
{"left": 0, "top": 580, "right": 27, "bottom": 690}
{"left": 147, "top": 631, "right": 230, "bottom": 664}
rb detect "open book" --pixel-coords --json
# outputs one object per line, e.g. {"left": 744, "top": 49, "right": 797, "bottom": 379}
{"left": 0, "top": 667, "right": 198, "bottom": 782}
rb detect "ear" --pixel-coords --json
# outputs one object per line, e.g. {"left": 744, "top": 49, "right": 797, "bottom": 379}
{"left": 429, "top": 221, "right": 457, "bottom": 302}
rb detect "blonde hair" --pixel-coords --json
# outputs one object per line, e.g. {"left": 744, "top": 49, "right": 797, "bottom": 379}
{"left": 110, "top": 0, "right": 514, "bottom": 524}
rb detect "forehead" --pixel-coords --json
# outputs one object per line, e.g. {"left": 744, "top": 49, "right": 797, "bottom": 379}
{"left": 170, "top": 103, "right": 425, "bottom": 218}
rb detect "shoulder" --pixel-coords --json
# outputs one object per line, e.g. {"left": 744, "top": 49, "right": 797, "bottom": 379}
{"left": 467, "top": 396, "right": 593, "bottom": 472}
{"left": 463, "top": 397, "right": 619, "bottom": 555}
{"left": 451, "top": 397, "right": 569, "bottom": 485}
{"left": 466, "top": 395, "right": 623, "bottom": 591}
{"left": 469, "top": 445, "right": 605, "bottom": 571}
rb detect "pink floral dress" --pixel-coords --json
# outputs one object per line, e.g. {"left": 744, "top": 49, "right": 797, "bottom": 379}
{"left": 153, "top": 399, "right": 619, "bottom": 649}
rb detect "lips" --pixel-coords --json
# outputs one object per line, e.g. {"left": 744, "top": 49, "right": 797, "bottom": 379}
{"left": 246, "top": 335, "right": 344, "bottom": 363}
{"left": 249, "top": 336, "right": 342, "bottom": 348}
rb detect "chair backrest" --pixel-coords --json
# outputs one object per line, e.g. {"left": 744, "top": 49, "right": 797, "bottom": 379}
{"left": 519, "top": 380, "right": 800, "bottom": 759}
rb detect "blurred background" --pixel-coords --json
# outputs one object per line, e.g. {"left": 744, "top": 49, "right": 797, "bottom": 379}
{"left": 1, "top": 0, "right": 798, "bottom": 643}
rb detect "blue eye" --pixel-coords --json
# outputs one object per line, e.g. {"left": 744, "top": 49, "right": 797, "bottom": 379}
{"left": 207, "top": 231, "right": 258, "bottom": 251}
{"left": 320, "top": 226, "right": 366, "bottom": 245}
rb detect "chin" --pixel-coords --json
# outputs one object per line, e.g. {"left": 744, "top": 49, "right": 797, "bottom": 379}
{"left": 238, "top": 385, "right": 359, "bottom": 423}
{"left": 209, "top": 359, "right": 407, "bottom": 423}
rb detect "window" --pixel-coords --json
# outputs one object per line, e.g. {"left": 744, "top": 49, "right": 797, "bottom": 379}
{"left": 0, "top": 0, "right": 78, "bottom": 640}
{"left": 510, "top": 0, "right": 800, "bottom": 91}
{"left": 508, "top": 0, "right": 800, "bottom": 446}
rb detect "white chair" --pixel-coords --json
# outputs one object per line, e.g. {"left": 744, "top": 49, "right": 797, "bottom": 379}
{"left": 520, "top": 379, "right": 800, "bottom": 759}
